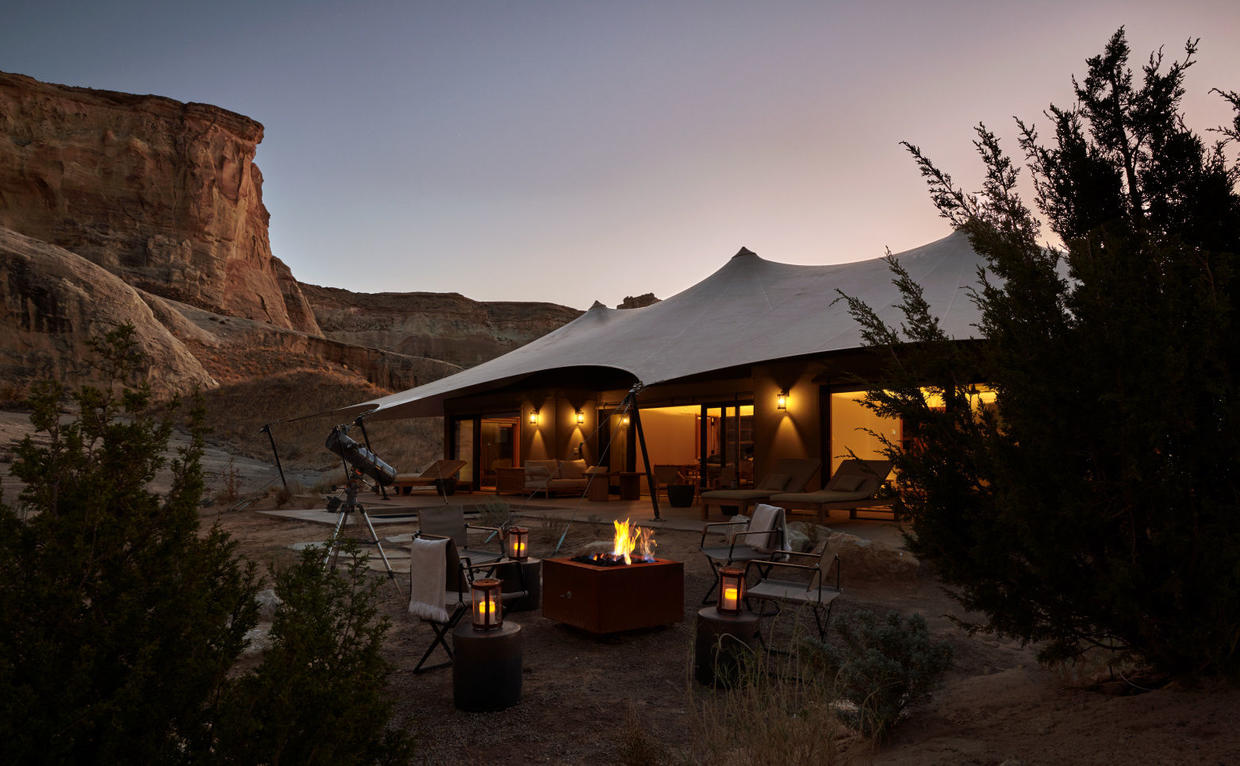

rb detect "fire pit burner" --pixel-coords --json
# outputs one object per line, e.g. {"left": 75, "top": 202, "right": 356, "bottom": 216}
{"left": 542, "top": 557, "right": 684, "bottom": 634}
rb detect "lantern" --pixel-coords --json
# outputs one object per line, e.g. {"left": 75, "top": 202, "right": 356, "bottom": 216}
{"left": 776, "top": 389, "right": 789, "bottom": 410}
{"left": 471, "top": 578, "right": 503, "bottom": 631}
{"left": 717, "top": 567, "right": 745, "bottom": 615}
{"left": 528, "top": 409, "right": 539, "bottom": 426}
{"left": 576, "top": 409, "right": 585, "bottom": 424}
{"left": 506, "top": 526, "right": 529, "bottom": 561}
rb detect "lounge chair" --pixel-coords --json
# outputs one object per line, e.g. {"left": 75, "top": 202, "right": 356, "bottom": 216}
{"left": 392, "top": 459, "right": 468, "bottom": 495}
{"left": 699, "top": 458, "right": 820, "bottom": 520}
{"left": 768, "top": 459, "right": 892, "bottom": 523}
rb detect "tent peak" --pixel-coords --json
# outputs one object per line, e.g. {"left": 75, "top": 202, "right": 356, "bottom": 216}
{"left": 587, "top": 300, "right": 608, "bottom": 310}
{"left": 731, "top": 246, "right": 757, "bottom": 259}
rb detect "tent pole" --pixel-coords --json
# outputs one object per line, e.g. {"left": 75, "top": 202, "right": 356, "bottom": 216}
{"left": 259, "top": 424, "right": 288, "bottom": 491}
{"left": 629, "top": 395, "right": 661, "bottom": 521}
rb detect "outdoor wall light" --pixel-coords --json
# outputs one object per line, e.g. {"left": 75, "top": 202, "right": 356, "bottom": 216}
{"left": 777, "top": 389, "right": 789, "bottom": 410}
{"left": 528, "top": 409, "right": 539, "bottom": 426}
{"left": 621, "top": 415, "right": 630, "bottom": 426}
{"left": 506, "top": 526, "right": 529, "bottom": 561}
{"left": 717, "top": 567, "right": 745, "bottom": 615}
{"left": 471, "top": 578, "right": 503, "bottom": 631}
{"left": 576, "top": 409, "right": 585, "bottom": 425}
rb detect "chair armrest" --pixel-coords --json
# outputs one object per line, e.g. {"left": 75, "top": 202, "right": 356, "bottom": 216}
{"left": 699, "top": 520, "right": 748, "bottom": 548}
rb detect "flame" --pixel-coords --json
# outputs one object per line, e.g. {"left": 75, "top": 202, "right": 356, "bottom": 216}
{"left": 612, "top": 518, "right": 639, "bottom": 565}
{"left": 609, "top": 518, "right": 656, "bottom": 564}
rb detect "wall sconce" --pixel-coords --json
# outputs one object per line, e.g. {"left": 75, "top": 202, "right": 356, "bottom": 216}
{"left": 576, "top": 409, "right": 584, "bottom": 425}
{"left": 776, "top": 389, "right": 789, "bottom": 410}
{"left": 528, "top": 409, "right": 539, "bottom": 426}
{"left": 471, "top": 578, "right": 503, "bottom": 631}
{"left": 621, "top": 414, "right": 630, "bottom": 426}
{"left": 717, "top": 567, "right": 745, "bottom": 615}
{"left": 506, "top": 526, "right": 529, "bottom": 561}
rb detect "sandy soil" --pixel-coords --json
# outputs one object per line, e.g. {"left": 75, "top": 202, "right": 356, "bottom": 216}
{"left": 210, "top": 499, "right": 1240, "bottom": 766}
{"left": 5, "top": 408, "right": 1239, "bottom": 765}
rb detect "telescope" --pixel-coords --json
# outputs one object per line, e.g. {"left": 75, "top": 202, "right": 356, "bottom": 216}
{"left": 325, "top": 425, "right": 397, "bottom": 486}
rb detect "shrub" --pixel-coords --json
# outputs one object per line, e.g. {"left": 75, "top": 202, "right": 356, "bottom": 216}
{"left": 806, "top": 609, "right": 952, "bottom": 740}
{"left": 214, "top": 543, "right": 412, "bottom": 765}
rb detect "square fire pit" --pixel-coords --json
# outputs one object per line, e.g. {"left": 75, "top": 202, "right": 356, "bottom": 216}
{"left": 542, "top": 557, "right": 684, "bottom": 634}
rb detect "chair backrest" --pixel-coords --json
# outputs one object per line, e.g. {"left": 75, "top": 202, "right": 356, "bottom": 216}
{"left": 748, "top": 503, "right": 785, "bottom": 553}
{"left": 827, "top": 459, "right": 893, "bottom": 495}
{"left": 417, "top": 459, "right": 468, "bottom": 480}
{"left": 419, "top": 506, "right": 467, "bottom": 547}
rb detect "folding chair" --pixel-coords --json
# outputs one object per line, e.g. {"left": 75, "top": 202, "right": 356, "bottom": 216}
{"left": 744, "top": 546, "right": 841, "bottom": 642}
{"left": 698, "top": 503, "right": 786, "bottom": 604}
{"left": 409, "top": 535, "right": 527, "bottom": 673}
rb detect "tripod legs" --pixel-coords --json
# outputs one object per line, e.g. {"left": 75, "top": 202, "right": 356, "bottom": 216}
{"left": 323, "top": 484, "right": 403, "bottom": 598}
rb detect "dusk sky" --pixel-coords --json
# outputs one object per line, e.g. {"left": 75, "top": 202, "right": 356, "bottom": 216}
{"left": 4, "top": 1, "right": 1239, "bottom": 309}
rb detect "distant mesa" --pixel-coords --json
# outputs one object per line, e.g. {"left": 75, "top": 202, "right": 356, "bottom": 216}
{"left": 0, "top": 70, "right": 581, "bottom": 406}
{"left": 0, "top": 70, "right": 319, "bottom": 334}
{"left": 617, "top": 293, "right": 660, "bottom": 310}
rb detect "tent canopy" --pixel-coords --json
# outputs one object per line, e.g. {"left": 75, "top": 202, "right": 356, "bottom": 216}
{"left": 343, "top": 231, "right": 985, "bottom": 421}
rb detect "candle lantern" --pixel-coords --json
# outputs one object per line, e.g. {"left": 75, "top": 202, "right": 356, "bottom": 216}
{"left": 776, "top": 389, "right": 789, "bottom": 410}
{"left": 471, "top": 578, "right": 503, "bottom": 631}
{"left": 506, "top": 526, "right": 529, "bottom": 561}
{"left": 717, "top": 567, "right": 745, "bottom": 615}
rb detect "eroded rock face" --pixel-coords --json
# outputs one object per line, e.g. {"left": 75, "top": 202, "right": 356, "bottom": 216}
{"left": 0, "top": 226, "right": 214, "bottom": 395}
{"left": 299, "top": 283, "right": 582, "bottom": 369}
{"left": 0, "top": 71, "right": 320, "bottom": 334}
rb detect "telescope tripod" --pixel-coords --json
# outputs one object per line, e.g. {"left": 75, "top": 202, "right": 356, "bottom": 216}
{"left": 323, "top": 479, "right": 401, "bottom": 595}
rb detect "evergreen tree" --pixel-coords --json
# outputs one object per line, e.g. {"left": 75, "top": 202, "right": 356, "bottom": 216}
{"left": 0, "top": 326, "right": 259, "bottom": 762}
{"left": 846, "top": 29, "right": 1240, "bottom": 675}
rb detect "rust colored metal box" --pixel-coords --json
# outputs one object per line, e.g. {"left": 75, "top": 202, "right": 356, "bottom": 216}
{"left": 541, "top": 557, "right": 684, "bottom": 634}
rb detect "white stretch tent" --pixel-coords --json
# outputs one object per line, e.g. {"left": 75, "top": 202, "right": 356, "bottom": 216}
{"left": 342, "top": 231, "right": 986, "bottom": 421}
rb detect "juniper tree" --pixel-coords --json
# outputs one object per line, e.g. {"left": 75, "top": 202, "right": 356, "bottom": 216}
{"left": 846, "top": 29, "right": 1240, "bottom": 675}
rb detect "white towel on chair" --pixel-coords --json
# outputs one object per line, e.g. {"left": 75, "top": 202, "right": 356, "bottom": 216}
{"left": 750, "top": 503, "right": 786, "bottom": 553}
{"left": 408, "top": 537, "right": 450, "bottom": 622}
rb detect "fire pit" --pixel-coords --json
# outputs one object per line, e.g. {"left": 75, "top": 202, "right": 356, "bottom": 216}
{"left": 542, "top": 519, "right": 684, "bottom": 634}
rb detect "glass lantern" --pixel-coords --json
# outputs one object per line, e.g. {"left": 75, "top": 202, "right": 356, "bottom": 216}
{"left": 506, "top": 526, "right": 529, "bottom": 561}
{"left": 717, "top": 567, "right": 745, "bottom": 615}
{"left": 471, "top": 578, "right": 503, "bottom": 631}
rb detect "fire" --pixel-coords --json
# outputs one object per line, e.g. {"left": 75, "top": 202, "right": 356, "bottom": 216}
{"left": 610, "top": 518, "right": 657, "bottom": 564}
{"left": 612, "top": 518, "right": 638, "bottom": 564}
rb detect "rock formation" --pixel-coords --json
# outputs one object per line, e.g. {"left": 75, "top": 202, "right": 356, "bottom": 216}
{"left": 617, "top": 293, "right": 659, "bottom": 309}
{"left": 0, "top": 226, "right": 214, "bottom": 395}
{"left": 299, "top": 283, "right": 582, "bottom": 369}
{"left": 0, "top": 71, "right": 319, "bottom": 334}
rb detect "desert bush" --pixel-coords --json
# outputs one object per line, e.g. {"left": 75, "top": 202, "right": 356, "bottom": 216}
{"left": 0, "top": 326, "right": 411, "bottom": 764}
{"left": 214, "top": 542, "right": 412, "bottom": 765}
{"left": 476, "top": 500, "right": 512, "bottom": 528}
{"left": 806, "top": 609, "right": 952, "bottom": 740}
{"left": 688, "top": 637, "right": 844, "bottom": 765}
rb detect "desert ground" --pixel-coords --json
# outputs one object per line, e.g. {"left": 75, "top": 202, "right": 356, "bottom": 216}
{"left": 4, "top": 410, "right": 1238, "bottom": 765}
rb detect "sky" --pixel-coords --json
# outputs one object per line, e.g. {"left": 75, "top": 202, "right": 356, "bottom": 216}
{"left": 4, "top": 1, "right": 1239, "bottom": 310}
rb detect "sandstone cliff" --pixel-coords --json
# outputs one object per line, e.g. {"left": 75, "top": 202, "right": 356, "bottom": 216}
{"left": 0, "top": 71, "right": 319, "bottom": 334}
{"left": 0, "top": 226, "right": 214, "bottom": 395}
{"left": 299, "top": 283, "right": 582, "bottom": 369}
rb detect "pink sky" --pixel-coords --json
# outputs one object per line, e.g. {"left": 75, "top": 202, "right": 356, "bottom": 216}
{"left": 5, "top": 1, "right": 1239, "bottom": 308}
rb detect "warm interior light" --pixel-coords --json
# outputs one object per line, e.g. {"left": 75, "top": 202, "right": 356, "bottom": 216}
{"left": 776, "top": 390, "right": 789, "bottom": 410}
{"left": 506, "top": 526, "right": 529, "bottom": 561}
{"left": 471, "top": 578, "right": 503, "bottom": 631}
{"left": 717, "top": 567, "right": 744, "bottom": 615}
{"left": 621, "top": 415, "right": 630, "bottom": 426}
{"left": 528, "top": 409, "right": 539, "bottom": 425}
{"left": 576, "top": 409, "right": 584, "bottom": 424}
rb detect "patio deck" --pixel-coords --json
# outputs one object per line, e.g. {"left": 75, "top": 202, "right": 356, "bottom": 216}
{"left": 258, "top": 487, "right": 905, "bottom": 546}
